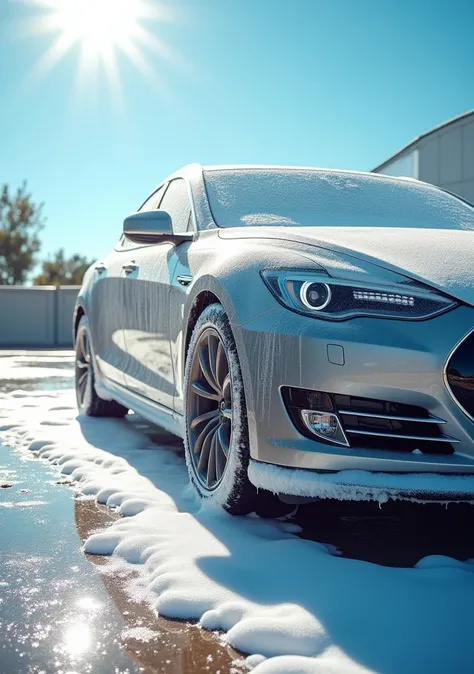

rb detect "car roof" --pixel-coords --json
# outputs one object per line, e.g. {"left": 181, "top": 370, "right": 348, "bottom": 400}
{"left": 197, "top": 164, "right": 431, "bottom": 186}
{"left": 201, "top": 164, "right": 396, "bottom": 179}
{"left": 165, "top": 163, "right": 434, "bottom": 191}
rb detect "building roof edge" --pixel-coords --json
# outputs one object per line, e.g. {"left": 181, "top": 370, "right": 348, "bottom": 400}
{"left": 373, "top": 109, "right": 474, "bottom": 172}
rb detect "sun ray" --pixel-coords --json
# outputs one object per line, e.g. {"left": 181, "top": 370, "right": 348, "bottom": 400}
{"left": 23, "top": 0, "right": 60, "bottom": 9}
{"left": 101, "top": 46, "right": 124, "bottom": 104}
{"left": 117, "top": 35, "right": 167, "bottom": 94}
{"left": 32, "top": 31, "right": 77, "bottom": 78}
{"left": 132, "top": 24, "right": 185, "bottom": 69}
{"left": 75, "top": 41, "right": 101, "bottom": 92}
{"left": 19, "top": 0, "right": 179, "bottom": 100}
{"left": 19, "top": 13, "right": 62, "bottom": 38}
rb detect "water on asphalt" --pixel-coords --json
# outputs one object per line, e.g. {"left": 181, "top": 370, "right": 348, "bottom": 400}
{"left": 0, "top": 352, "right": 240, "bottom": 674}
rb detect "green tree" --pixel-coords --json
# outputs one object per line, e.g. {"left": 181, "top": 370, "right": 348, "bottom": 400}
{"left": 0, "top": 181, "right": 45, "bottom": 285}
{"left": 34, "top": 248, "right": 94, "bottom": 286}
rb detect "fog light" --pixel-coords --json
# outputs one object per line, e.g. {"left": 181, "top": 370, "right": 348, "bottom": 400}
{"left": 300, "top": 409, "right": 349, "bottom": 446}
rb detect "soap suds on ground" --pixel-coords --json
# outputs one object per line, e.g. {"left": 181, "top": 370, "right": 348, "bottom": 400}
{"left": 2, "top": 389, "right": 474, "bottom": 674}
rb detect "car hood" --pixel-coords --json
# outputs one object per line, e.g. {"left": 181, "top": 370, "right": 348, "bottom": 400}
{"left": 219, "top": 226, "right": 474, "bottom": 307}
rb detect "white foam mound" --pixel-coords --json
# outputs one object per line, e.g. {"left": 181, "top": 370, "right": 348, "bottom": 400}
{"left": 2, "top": 389, "right": 474, "bottom": 674}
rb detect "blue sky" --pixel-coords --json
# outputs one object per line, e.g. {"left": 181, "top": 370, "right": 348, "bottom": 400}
{"left": 1, "top": 0, "right": 473, "bottom": 265}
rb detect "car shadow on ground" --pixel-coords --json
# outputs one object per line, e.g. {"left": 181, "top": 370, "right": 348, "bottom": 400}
{"left": 194, "top": 511, "right": 474, "bottom": 674}
{"left": 295, "top": 498, "right": 474, "bottom": 567}
{"left": 76, "top": 413, "right": 474, "bottom": 674}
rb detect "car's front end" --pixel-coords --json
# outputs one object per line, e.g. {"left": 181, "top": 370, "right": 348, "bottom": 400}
{"left": 198, "top": 166, "right": 474, "bottom": 503}
{"left": 238, "top": 293, "right": 474, "bottom": 503}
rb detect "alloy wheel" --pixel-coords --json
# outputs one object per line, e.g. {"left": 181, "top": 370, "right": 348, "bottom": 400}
{"left": 187, "top": 327, "right": 232, "bottom": 490}
{"left": 75, "top": 328, "right": 91, "bottom": 406}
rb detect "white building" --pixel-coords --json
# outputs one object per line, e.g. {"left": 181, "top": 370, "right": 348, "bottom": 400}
{"left": 373, "top": 109, "right": 474, "bottom": 204}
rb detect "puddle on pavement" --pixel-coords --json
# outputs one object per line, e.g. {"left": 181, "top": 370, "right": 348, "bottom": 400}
{"left": 76, "top": 500, "right": 242, "bottom": 674}
{"left": 0, "top": 378, "right": 75, "bottom": 394}
{"left": 0, "top": 442, "right": 242, "bottom": 674}
{"left": 0, "top": 351, "right": 75, "bottom": 394}
{"left": 7, "top": 360, "right": 75, "bottom": 371}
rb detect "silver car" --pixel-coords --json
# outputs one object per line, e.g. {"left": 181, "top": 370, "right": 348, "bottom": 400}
{"left": 74, "top": 165, "right": 474, "bottom": 515}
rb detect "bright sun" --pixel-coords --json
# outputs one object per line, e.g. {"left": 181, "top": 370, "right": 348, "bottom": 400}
{"left": 26, "top": 0, "right": 176, "bottom": 94}
{"left": 53, "top": 0, "right": 144, "bottom": 51}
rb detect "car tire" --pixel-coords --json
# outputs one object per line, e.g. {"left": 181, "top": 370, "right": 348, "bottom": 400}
{"left": 75, "top": 315, "right": 128, "bottom": 418}
{"left": 184, "top": 303, "right": 292, "bottom": 517}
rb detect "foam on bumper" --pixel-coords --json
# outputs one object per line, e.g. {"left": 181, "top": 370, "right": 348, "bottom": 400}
{"left": 248, "top": 460, "right": 474, "bottom": 504}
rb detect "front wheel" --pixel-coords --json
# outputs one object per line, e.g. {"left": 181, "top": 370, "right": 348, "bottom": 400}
{"left": 183, "top": 304, "right": 291, "bottom": 517}
{"left": 75, "top": 315, "right": 128, "bottom": 418}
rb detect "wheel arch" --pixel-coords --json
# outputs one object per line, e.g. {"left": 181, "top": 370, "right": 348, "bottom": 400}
{"left": 184, "top": 290, "right": 221, "bottom": 359}
{"left": 72, "top": 303, "right": 86, "bottom": 346}
{"left": 181, "top": 285, "right": 257, "bottom": 456}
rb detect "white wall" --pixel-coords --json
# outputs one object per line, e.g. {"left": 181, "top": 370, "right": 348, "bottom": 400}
{"left": 418, "top": 116, "right": 474, "bottom": 204}
{"left": 375, "top": 150, "right": 419, "bottom": 179}
{"left": 0, "top": 286, "right": 80, "bottom": 347}
{"left": 374, "top": 114, "right": 474, "bottom": 204}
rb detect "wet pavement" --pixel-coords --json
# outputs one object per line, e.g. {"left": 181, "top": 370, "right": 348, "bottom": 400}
{"left": 0, "top": 352, "right": 240, "bottom": 674}
{"left": 1, "top": 351, "right": 474, "bottom": 673}
{"left": 0, "top": 430, "right": 239, "bottom": 674}
{"left": 0, "top": 351, "right": 76, "bottom": 395}
{"left": 1, "top": 443, "right": 143, "bottom": 674}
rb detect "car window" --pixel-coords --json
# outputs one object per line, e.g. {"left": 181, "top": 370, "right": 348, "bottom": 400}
{"left": 138, "top": 185, "right": 165, "bottom": 212}
{"left": 159, "top": 178, "right": 192, "bottom": 234}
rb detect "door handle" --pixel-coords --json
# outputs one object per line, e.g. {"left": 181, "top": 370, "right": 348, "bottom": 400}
{"left": 122, "top": 261, "right": 138, "bottom": 274}
{"left": 177, "top": 275, "right": 193, "bottom": 287}
{"left": 94, "top": 262, "right": 106, "bottom": 273}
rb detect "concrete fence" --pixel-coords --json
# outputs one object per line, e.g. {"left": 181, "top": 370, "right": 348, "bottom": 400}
{"left": 0, "top": 286, "right": 80, "bottom": 348}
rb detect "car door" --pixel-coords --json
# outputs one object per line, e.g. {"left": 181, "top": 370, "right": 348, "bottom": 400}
{"left": 121, "top": 179, "right": 193, "bottom": 410}
{"left": 88, "top": 245, "right": 128, "bottom": 387}
{"left": 169, "top": 238, "right": 194, "bottom": 417}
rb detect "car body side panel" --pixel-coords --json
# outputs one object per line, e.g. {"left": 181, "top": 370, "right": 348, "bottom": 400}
{"left": 86, "top": 249, "right": 128, "bottom": 386}
{"left": 120, "top": 241, "right": 180, "bottom": 410}
{"left": 168, "top": 240, "right": 193, "bottom": 413}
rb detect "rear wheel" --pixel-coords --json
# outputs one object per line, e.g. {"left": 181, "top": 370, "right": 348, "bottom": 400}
{"left": 75, "top": 315, "right": 128, "bottom": 418}
{"left": 184, "top": 304, "right": 292, "bottom": 517}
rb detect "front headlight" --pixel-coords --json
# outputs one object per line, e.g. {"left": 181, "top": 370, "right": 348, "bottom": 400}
{"left": 260, "top": 270, "right": 458, "bottom": 321}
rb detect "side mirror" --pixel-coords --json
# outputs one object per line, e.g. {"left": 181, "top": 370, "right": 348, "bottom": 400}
{"left": 123, "top": 209, "right": 193, "bottom": 245}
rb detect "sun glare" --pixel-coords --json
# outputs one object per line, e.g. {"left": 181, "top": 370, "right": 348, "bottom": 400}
{"left": 53, "top": 0, "right": 143, "bottom": 52}
{"left": 25, "top": 0, "right": 177, "bottom": 95}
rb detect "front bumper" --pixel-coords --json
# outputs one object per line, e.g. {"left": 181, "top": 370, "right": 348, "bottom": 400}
{"left": 233, "top": 304, "right": 474, "bottom": 476}
{"left": 248, "top": 460, "right": 474, "bottom": 504}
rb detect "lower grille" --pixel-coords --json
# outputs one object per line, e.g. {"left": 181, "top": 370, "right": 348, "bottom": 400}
{"left": 335, "top": 394, "right": 456, "bottom": 454}
{"left": 446, "top": 329, "right": 474, "bottom": 420}
{"left": 282, "top": 387, "right": 457, "bottom": 455}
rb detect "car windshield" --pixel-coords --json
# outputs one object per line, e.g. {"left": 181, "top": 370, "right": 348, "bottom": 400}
{"left": 204, "top": 168, "right": 474, "bottom": 230}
